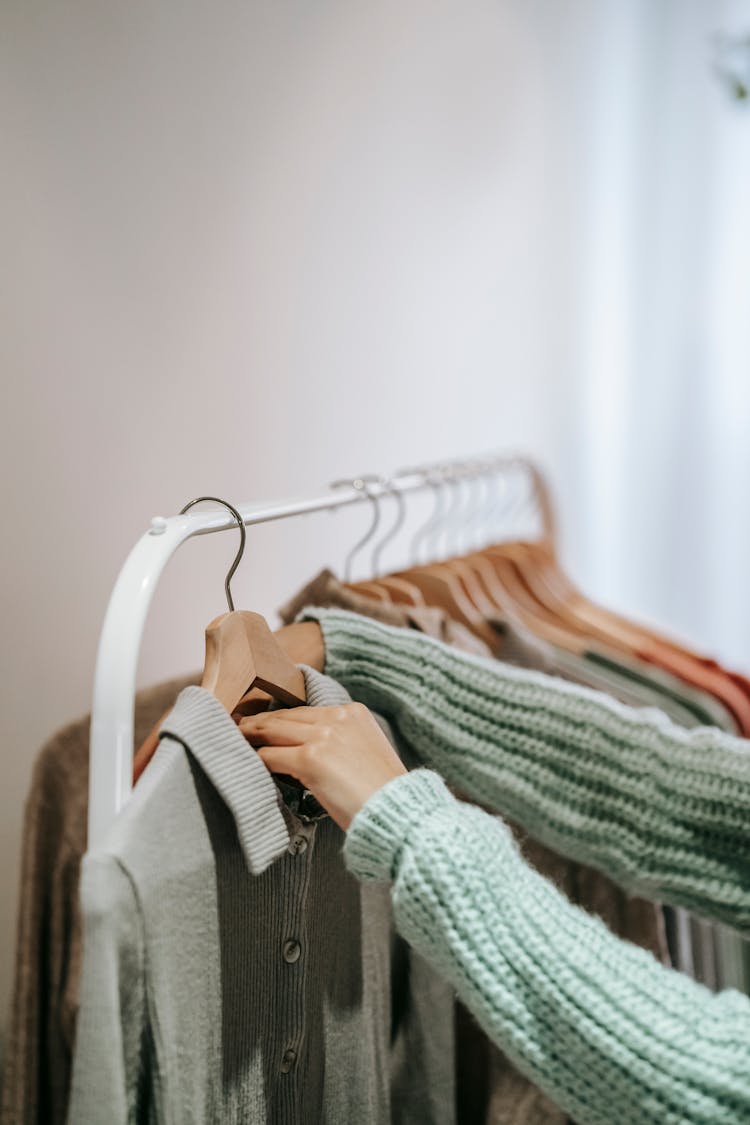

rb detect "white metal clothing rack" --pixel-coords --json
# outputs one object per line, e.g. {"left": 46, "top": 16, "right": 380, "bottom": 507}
{"left": 89, "top": 455, "right": 545, "bottom": 848}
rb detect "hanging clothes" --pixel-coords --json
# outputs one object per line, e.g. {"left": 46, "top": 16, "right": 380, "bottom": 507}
{"left": 68, "top": 667, "right": 457, "bottom": 1125}
{"left": 0, "top": 673, "right": 199, "bottom": 1125}
{"left": 6, "top": 569, "right": 748, "bottom": 1124}
{"left": 279, "top": 570, "right": 674, "bottom": 1125}
{"left": 292, "top": 606, "right": 750, "bottom": 1124}
{"left": 3, "top": 664, "right": 455, "bottom": 1125}
{"left": 278, "top": 567, "right": 673, "bottom": 955}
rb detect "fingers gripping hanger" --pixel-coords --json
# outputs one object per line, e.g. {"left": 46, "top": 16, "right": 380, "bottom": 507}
{"left": 182, "top": 497, "right": 307, "bottom": 712}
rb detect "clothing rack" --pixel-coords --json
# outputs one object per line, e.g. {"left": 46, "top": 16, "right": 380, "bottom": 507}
{"left": 89, "top": 454, "right": 551, "bottom": 847}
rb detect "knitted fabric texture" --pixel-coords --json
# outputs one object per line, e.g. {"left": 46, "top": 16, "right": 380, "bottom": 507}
{"left": 302, "top": 606, "right": 750, "bottom": 932}
{"left": 344, "top": 769, "right": 750, "bottom": 1124}
{"left": 298, "top": 607, "right": 750, "bottom": 1124}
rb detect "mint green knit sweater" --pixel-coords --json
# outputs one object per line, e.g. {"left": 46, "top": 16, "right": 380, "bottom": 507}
{"left": 301, "top": 607, "right": 750, "bottom": 1125}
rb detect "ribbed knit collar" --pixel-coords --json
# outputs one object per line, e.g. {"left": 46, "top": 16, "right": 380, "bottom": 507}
{"left": 158, "top": 665, "right": 348, "bottom": 876}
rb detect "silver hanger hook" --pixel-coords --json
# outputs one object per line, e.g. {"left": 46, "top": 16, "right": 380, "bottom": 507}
{"left": 462, "top": 459, "right": 492, "bottom": 551}
{"left": 430, "top": 463, "right": 461, "bottom": 559}
{"left": 438, "top": 461, "right": 465, "bottom": 557}
{"left": 400, "top": 465, "right": 444, "bottom": 564}
{"left": 391, "top": 465, "right": 431, "bottom": 568}
{"left": 507, "top": 457, "right": 533, "bottom": 536}
{"left": 483, "top": 458, "right": 507, "bottom": 542}
{"left": 483, "top": 458, "right": 507, "bottom": 546}
{"left": 330, "top": 475, "right": 382, "bottom": 581}
{"left": 179, "top": 495, "right": 245, "bottom": 611}
{"left": 371, "top": 476, "right": 406, "bottom": 576}
{"left": 448, "top": 461, "right": 481, "bottom": 557}
{"left": 488, "top": 457, "right": 522, "bottom": 542}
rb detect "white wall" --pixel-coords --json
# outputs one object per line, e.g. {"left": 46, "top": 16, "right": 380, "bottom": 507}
{"left": 0, "top": 1, "right": 591, "bottom": 1028}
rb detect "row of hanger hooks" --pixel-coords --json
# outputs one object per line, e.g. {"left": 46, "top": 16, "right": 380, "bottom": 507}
{"left": 179, "top": 457, "right": 544, "bottom": 609}
{"left": 332, "top": 458, "right": 539, "bottom": 581}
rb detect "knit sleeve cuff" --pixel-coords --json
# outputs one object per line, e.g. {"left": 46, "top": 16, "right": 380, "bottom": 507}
{"left": 344, "top": 769, "right": 456, "bottom": 883}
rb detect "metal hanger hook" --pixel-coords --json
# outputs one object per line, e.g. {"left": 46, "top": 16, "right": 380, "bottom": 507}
{"left": 179, "top": 495, "right": 246, "bottom": 611}
{"left": 420, "top": 462, "right": 451, "bottom": 560}
{"left": 463, "top": 459, "right": 493, "bottom": 551}
{"left": 409, "top": 464, "right": 447, "bottom": 564}
{"left": 330, "top": 475, "right": 382, "bottom": 582}
{"left": 437, "top": 462, "right": 468, "bottom": 558}
{"left": 488, "top": 457, "right": 521, "bottom": 542}
{"left": 371, "top": 476, "right": 406, "bottom": 576}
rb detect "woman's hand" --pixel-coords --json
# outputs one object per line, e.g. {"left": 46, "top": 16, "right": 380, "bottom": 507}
{"left": 238, "top": 702, "right": 407, "bottom": 830}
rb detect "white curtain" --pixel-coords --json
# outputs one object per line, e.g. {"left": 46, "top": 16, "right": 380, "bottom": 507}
{"left": 559, "top": 0, "right": 750, "bottom": 672}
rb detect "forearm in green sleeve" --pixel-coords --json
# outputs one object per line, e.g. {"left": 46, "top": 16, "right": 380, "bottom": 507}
{"left": 300, "top": 606, "right": 750, "bottom": 933}
{"left": 345, "top": 769, "right": 750, "bottom": 1125}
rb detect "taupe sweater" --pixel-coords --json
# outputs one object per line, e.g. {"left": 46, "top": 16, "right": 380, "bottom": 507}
{"left": 1, "top": 674, "right": 200, "bottom": 1125}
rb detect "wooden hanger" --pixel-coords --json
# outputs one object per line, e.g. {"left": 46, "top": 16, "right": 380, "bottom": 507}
{"left": 392, "top": 561, "right": 498, "bottom": 647}
{"left": 488, "top": 476, "right": 750, "bottom": 728}
{"left": 201, "top": 608, "right": 306, "bottom": 712}
{"left": 439, "top": 555, "right": 497, "bottom": 616}
{"left": 498, "top": 461, "right": 631, "bottom": 640}
{"left": 350, "top": 575, "right": 426, "bottom": 605}
{"left": 425, "top": 472, "right": 503, "bottom": 616}
{"left": 468, "top": 460, "right": 592, "bottom": 650}
{"left": 485, "top": 465, "right": 734, "bottom": 667}
{"left": 347, "top": 580, "right": 390, "bottom": 603}
{"left": 482, "top": 462, "right": 665, "bottom": 652}
{"left": 458, "top": 550, "right": 514, "bottom": 612}
{"left": 350, "top": 466, "right": 495, "bottom": 643}
{"left": 182, "top": 497, "right": 306, "bottom": 711}
{"left": 132, "top": 497, "right": 305, "bottom": 782}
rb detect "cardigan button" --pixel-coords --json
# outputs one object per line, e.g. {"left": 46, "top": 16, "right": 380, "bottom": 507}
{"left": 283, "top": 939, "right": 301, "bottom": 964}
{"left": 280, "top": 1048, "right": 297, "bottom": 1074}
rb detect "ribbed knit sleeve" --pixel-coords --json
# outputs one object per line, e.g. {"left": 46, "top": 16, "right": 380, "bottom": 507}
{"left": 300, "top": 607, "right": 750, "bottom": 934}
{"left": 343, "top": 769, "right": 750, "bottom": 1125}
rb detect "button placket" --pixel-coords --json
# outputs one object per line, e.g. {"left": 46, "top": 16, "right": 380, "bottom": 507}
{"left": 274, "top": 820, "right": 316, "bottom": 1111}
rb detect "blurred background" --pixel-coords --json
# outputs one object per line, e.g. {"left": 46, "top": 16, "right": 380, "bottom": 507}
{"left": 1, "top": 0, "right": 749, "bottom": 1043}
